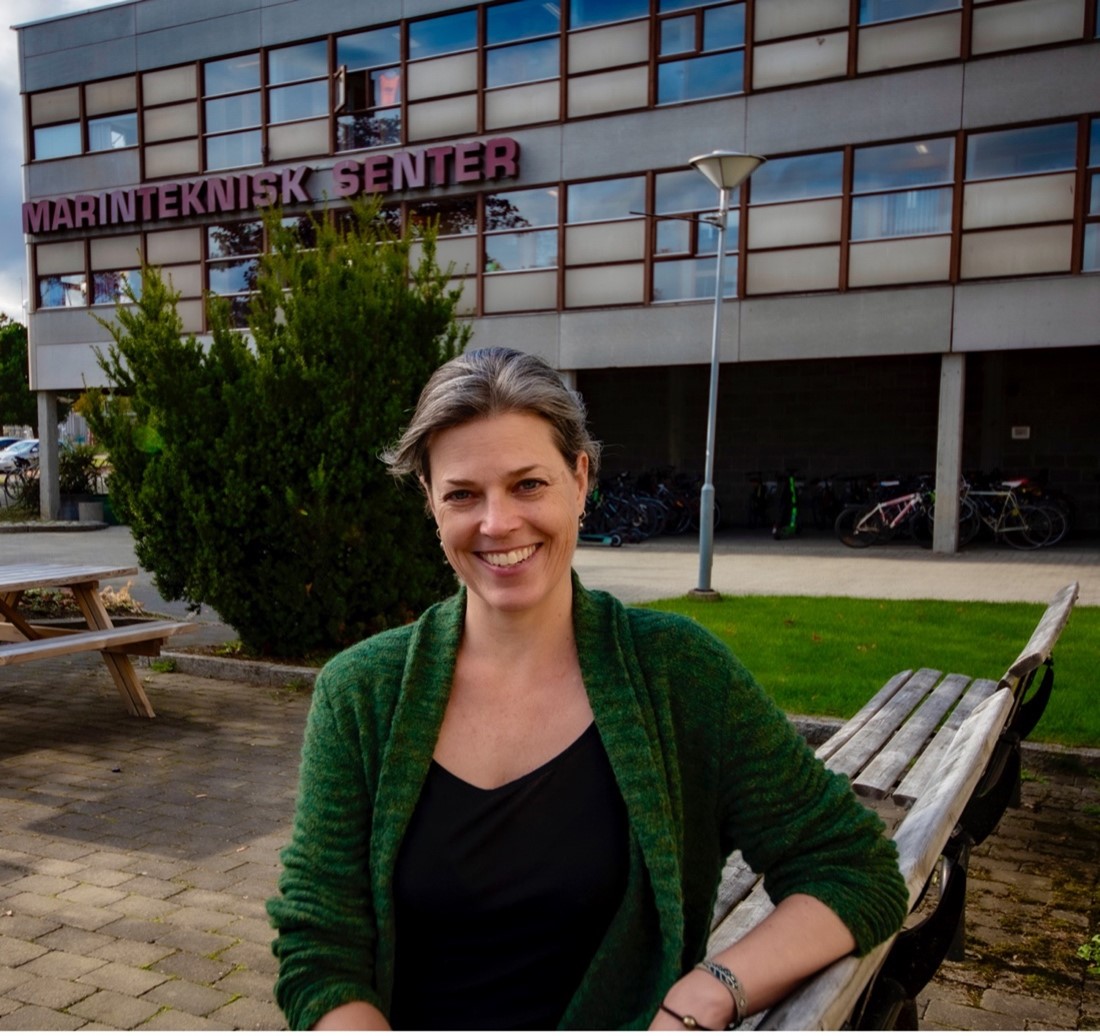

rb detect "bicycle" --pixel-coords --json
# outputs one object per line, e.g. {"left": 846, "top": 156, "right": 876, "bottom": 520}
{"left": 1, "top": 458, "right": 39, "bottom": 510}
{"left": 961, "top": 479, "right": 1055, "bottom": 550}
{"left": 772, "top": 470, "right": 802, "bottom": 541}
{"left": 834, "top": 478, "right": 934, "bottom": 548}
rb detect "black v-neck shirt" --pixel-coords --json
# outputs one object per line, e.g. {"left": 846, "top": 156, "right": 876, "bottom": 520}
{"left": 390, "top": 722, "right": 630, "bottom": 1030}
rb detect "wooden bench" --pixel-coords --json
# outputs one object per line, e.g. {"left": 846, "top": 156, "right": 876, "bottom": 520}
{"left": 1, "top": 563, "right": 196, "bottom": 718}
{"left": 0, "top": 620, "right": 196, "bottom": 665}
{"left": 708, "top": 581, "right": 1080, "bottom": 1030}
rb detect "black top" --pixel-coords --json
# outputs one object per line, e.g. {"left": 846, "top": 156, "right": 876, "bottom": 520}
{"left": 390, "top": 722, "right": 630, "bottom": 1030}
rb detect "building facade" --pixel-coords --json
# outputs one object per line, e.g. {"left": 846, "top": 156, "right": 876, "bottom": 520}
{"left": 17, "top": 0, "right": 1100, "bottom": 537}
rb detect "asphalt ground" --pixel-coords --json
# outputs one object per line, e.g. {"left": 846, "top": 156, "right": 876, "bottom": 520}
{"left": 0, "top": 524, "right": 1097, "bottom": 1029}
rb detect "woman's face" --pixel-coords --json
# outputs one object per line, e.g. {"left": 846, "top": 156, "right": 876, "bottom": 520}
{"left": 425, "top": 411, "right": 588, "bottom": 620}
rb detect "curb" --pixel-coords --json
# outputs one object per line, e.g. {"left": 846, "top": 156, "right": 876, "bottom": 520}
{"left": 0, "top": 519, "right": 108, "bottom": 533}
{"left": 150, "top": 649, "right": 318, "bottom": 689}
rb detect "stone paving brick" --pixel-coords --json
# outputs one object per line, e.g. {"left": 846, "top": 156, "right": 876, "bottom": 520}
{"left": 67, "top": 989, "right": 162, "bottom": 1028}
{"left": 150, "top": 949, "right": 235, "bottom": 985}
{"left": 72, "top": 867, "right": 140, "bottom": 889}
{"left": 139, "top": 976, "right": 234, "bottom": 1015}
{"left": 215, "top": 965, "right": 277, "bottom": 1002}
{"left": 0, "top": 994, "right": 19, "bottom": 1017}
{"left": 57, "top": 883, "right": 129, "bottom": 908}
{"left": 0, "top": 912, "right": 61, "bottom": 941}
{"left": 221, "top": 915, "right": 279, "bottom": 946}
{"left": 18, "top": 948, "right": 103, "bottom": 980}
{"left": 923, "top": 999, "right": 1022, "bottom": 1030}
{"left": 217, "top": 938, "right": 279, "bottom": 974}
{"left": 6, "top": 874, "right": 78, "bottom": 896}
{"left": 0, "top": 966, "right": 26, "bottom": 995}
{"left": 88, "top": 936, "right": 175, "bottom": 968}
{"left": 207, "top": 993, "right": 286, "bottom": 1030}
{"left": 134, "top": 1006, "right": 227, "bottom": 1030}
{"left": 116, "top": 875, "right": 184, "bottom": 899}
{"left": 153, "top": 927, "right": 237, "bottom": 957}
{"left": 79, "top": 960, "right": 170, "bottom": 997}
{"left": 0, "top": 934, "right": 48, "bottom": 967}
{"left": 0, "top": 1003, "right": 84, "bottom": 1029}
{"left": 6, "top": 974, "right": 93, "bottom": 1010}
{"left": 159, "top": 905, "right": 241, "bottom": 931}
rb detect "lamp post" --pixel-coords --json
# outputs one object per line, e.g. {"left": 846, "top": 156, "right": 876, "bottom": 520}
{"left": 688, "top": 150, "right": 766, "bottom": 598}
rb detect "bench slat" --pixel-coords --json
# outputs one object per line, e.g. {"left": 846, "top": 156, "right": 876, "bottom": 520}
{"left": 893, "top": 677, "right": 1000, "bottom": 806}
{"left": 852, "top": 673, "right": 972, "bottom": 799}
{"left": 824, "top": 669, "right": 942, "bottom": 778}
{"left": 1002, "top": 581, "right": 1079, "bottom": 681}
{"left": 0, "top": 564, "right": 137, "bottom": 594}
{"left": 815, "top": 670, "right": 913, "bottom": 763}
{"left": 0, "top": 621, "right": 195, "bottom": 666}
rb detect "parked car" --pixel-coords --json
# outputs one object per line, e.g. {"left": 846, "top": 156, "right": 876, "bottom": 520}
{"left": 0, "top": 439, "right": 39, "bottom": 472}
{"left": 0, "top": 437, "right": 21, "bottom": 452}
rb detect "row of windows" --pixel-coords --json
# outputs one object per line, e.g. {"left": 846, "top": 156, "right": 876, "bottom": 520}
{"left": 28, "top": 0, "right": 1100, "bottom": 173}
{"left": 34, "top": 116, "right": 1100, "bottom": 323}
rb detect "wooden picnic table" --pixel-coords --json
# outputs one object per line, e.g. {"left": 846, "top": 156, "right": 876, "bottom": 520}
{"left": 709, "top": 581, "right": 1079, "bottom": 1030}
{"left": 0, "top": 563, "right": 195, "bottom": 718}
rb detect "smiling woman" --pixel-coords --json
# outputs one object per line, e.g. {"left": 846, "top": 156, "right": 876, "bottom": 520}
{"left": 267, "top": 348, "right": 909, "bottom": 1032}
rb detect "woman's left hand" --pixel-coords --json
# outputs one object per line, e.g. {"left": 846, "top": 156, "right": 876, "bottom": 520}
{"left": 649, "top": 969, "right": 734, "bottom": 1031}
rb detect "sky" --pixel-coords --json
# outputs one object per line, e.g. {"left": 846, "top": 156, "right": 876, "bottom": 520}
{"left": 0, "top": 0, "right": 106, "bottom": 323}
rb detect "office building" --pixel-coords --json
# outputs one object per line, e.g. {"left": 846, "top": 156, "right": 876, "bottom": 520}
{"left": 17, "top": 0, "right": 1100, "bottom": 535}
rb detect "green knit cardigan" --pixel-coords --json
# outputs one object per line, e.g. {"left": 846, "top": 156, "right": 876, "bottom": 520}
{"left": 268, "top": 575, "right": 908, "bottom": 1030}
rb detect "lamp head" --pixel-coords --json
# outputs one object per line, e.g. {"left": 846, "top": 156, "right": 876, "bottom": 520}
{"left": 689, "top": 150, "right": 766, "bottom": 191}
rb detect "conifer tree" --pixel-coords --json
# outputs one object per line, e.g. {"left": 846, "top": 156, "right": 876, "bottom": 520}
{"left": 86, "top": 204, "right": 467, "bottom": 656}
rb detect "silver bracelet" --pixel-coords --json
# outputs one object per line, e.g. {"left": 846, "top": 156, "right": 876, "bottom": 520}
{"left": 693, "top": 959, "right": 748, "bottom": 1027}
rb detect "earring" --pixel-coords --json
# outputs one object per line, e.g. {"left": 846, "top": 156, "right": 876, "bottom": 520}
{"left": 435, "top": 528, "right": 442, "bottom": 540}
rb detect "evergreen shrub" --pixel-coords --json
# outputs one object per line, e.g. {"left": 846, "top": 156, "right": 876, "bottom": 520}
{"left": 84, "top": 202, "right": 468, "bottom": 656}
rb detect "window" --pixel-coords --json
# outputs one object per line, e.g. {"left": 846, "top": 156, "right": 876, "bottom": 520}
{"left": 204, "top": 53, "right": 262, "bottom": 170}
{"left": 207, "top": 221, "right": 262, "bottom": 326}
{"left": 484, "top": 186, "right": 559, "bottom": 271}
{"left": 268, "top": 41, "right": 329, "bottom": 124}
{"left": 92, "top": 269, "right": 141, "bottom": 305}
{"left": 37, "top": 274, "right": 85, "bottom": 309}
{"left": 652, "top": 169, "right": 739, "bottom": 301}
{"left": 657, "top": 3, "right": 745, "bottom": 104}
{"left": 88, "top": 112, "right": 138, "bottom": 151}
{"left": 33, "top": 123, "right": 82, "bottom": 160}
{"left": 337, "top": 26, "right": 402, "bottom": 151}
{"left": 750, "top": 152, "right": 844, "bottom": 203}
{"left": 486, "top": 0, "right": 561, "bottom": 88}
{"left": 965, "top": 122, "right": 1077, "bottom": 180}
{"left": 851, "top": 137, "right": 954, "bottom": 239}
{"left": 570, "top": 0, "right": 648, "bottom": 29}
{"left": 408, "top": 197, "right": 478, "bottom": 237}
{"left": 1085, "top": 118, "right": 1100, "bottom": 271}
{"left": 408, "top": 11, "right": 477, "bottom": 58}
{"left": 567, "top": 177, "right": 646, "bottom": 223}
{"left": 858, "top": 0, "right": 959, "bottom": 23}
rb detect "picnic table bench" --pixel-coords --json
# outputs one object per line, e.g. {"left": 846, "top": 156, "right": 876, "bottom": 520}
{"left": 709, "top": 581, "right": 1079, "bottom": 1030}
{"left": 0, "top": 563, "right": 195, "bottom": 718}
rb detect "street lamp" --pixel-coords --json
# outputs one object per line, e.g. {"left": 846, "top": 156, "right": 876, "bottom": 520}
{"left": 688, "top": 150, "right": 766, "bottom": 599}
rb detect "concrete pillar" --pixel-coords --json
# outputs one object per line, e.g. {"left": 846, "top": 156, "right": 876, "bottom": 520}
{"left": 933, "top": 353, "right": 966, "bottom": 555}
{"left": 37, "top": 390, "right": 60, "bottom": 520}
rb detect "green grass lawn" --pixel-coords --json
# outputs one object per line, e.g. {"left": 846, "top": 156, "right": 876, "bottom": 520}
{"left": 640, "top": 595, "right": 1098, "bottom": 748}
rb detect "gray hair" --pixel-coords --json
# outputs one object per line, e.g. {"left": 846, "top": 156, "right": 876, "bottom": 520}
{"left": 383, "top": 347, "right": 601, "bottom": 486}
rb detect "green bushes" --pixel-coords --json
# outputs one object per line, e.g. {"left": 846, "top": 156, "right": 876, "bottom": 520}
{"left": 85, "top": 203, "right": 468, "bottom": 657}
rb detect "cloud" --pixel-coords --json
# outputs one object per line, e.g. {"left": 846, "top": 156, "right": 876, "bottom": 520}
{"left": 1, "top": 1, "right": 102, "bottom": 322}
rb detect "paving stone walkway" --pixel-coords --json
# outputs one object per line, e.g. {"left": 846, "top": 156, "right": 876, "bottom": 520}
{"left": 1, "top": 651, "right": 1097, "bottom": 1030}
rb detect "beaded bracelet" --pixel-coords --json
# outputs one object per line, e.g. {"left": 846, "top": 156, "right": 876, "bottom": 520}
{"left": 659, "top": 1003, "right": 714, "bottom": 1030}
{"left": 693, "top": 959, "right": 748, "bottom": 1026}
